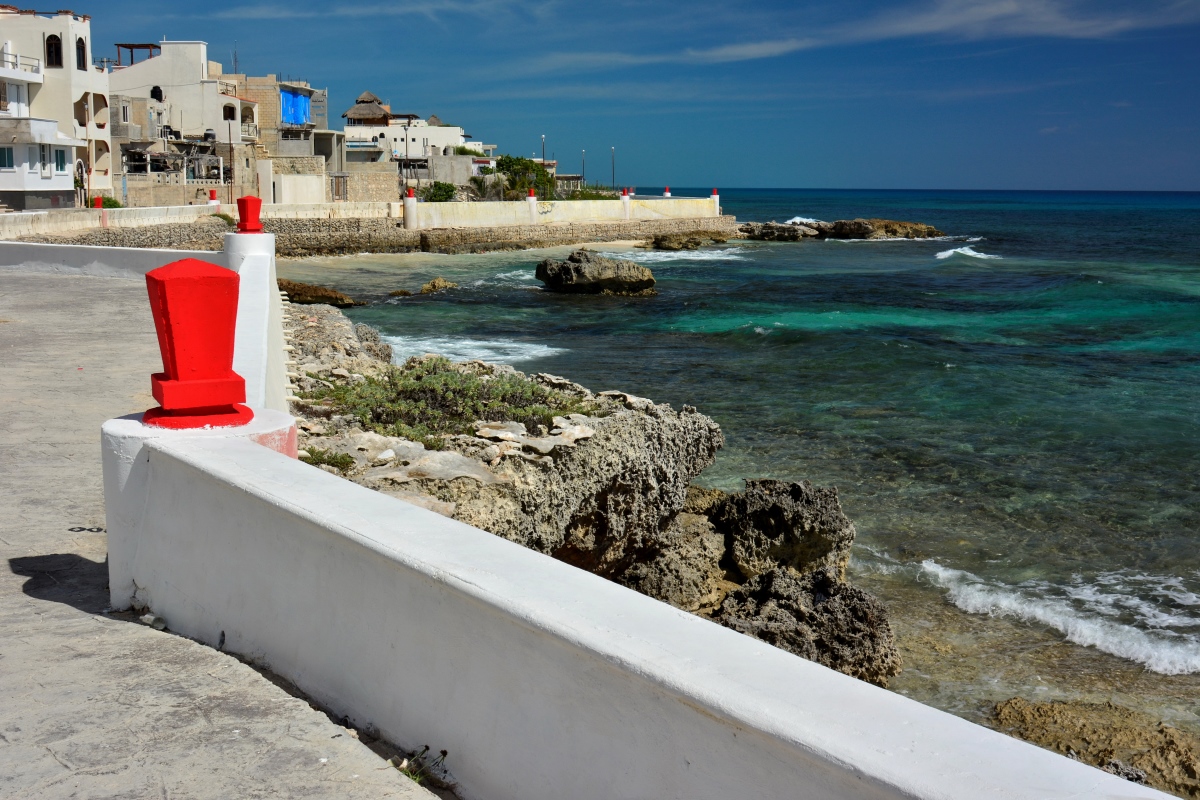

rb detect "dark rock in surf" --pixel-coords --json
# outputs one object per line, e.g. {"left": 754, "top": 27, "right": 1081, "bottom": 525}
{"left": 277, "top": 278, "right": 364, "bottom": 308}
{"left": 715, "top": 567, "right": 902, "bottom": 687}
{"left": 535, "top": 249, "right": 656, "bottom": 296}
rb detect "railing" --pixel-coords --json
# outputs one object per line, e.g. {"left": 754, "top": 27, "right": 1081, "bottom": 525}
{"left": 0, "top": 53, "right": 42, "bottom": 74}
{"left": 217, "top": 80, "right": 238, "bottom": 97}
{"left": 240, "top": 122, "right": 258, "bottom": 140}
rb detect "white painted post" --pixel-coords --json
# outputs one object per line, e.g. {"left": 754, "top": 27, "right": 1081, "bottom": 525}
{"left": 712, "top": 187, "right": 720, "bottom": 216}
{"left": 621, "top": 187, "right": 631, "bottom": 220}
{"left": 664, "top": 186, "right": 671, "bottom": 197}
{"left": 527, "top": 187, "right": 538, "bottom": 224}
{"left": 403, "top": 187, "right": 417, "bottom": 230}
{"left": 223, "top": 230, "right": 287, "bottom": 413}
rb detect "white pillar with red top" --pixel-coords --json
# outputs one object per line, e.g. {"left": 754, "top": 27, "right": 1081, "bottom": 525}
{"left": 403, "top": 186, "right": 418, "bottom": 230}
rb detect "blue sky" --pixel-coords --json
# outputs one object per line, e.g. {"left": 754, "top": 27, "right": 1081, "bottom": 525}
{"left": 85, "top": 0, "right": 1200, "bottom": 190}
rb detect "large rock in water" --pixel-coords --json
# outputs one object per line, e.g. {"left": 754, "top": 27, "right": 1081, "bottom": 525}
{"left": 828, "top": 218, "right": 945, "bottom": 239}
{"left": 711, "top": 479, "right": 857, "bottom": 582}
{"left": 277, "top": 278, "right": 364, "bottom": 308}
{"left": 536, "top": 249, "right": 656, "bottom": 295}
{"left": 715, "top": 568, "right": 902, "bottom": 687}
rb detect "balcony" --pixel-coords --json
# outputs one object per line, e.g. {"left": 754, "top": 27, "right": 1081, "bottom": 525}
{"left": 240, "top": 122, "right": 258, "bottom": 140}
{"left": 0, "top": 52, "right": 43, "bottom": 84}
{"left": 218, "top": 80, "right": 238, "bottom": 97}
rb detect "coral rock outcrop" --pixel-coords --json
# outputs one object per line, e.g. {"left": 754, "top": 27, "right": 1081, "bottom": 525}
{"left": 536, "top": 249, "right": 656, "bottom": 295}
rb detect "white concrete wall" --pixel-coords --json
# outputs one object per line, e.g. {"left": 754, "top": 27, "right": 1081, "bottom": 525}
{"left": 412, "top": 197, "right": 718, "bottom": 229}
{"left": 0, "top": 239, "right": 217, "bottom": 277}
{"left": 0, "top": 203, "right": 216, "bottom": 239}
{"left": 104, "top": 433, "right": 1172, "bottom": 800}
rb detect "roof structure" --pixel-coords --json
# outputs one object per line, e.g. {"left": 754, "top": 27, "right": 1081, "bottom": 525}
{"left": 342, "top": 90, "right": 391, "bottom": 121}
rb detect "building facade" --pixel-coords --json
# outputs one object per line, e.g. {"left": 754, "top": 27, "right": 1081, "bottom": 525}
{"left": 0, "top": 6, "right": 111, "bottom": 209}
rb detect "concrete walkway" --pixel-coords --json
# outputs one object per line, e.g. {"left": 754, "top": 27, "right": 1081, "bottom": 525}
{"left": 0, "top": 271, "right": 437, "bottom": 798}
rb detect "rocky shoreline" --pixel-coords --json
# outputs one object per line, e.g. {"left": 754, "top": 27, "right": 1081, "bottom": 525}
{"left": 282, "top": 301, "right": 902, "bottom": 687}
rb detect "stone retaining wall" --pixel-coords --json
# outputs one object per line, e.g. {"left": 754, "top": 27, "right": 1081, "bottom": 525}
{"left": 16, "top": 215, "right": 740, "bottom": 257}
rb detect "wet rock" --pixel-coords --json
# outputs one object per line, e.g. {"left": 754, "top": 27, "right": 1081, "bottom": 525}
{"left": 535, "top": 249, "right": 656, "bottom": 296}
{"left": 650, "top": 232, "right": 729, "bottom": 251}
{"left": 828, "top": 218, "right": 945, "bottom": 239}
{"left": 278, "top": 278, "right": 364, "bottom": 307}
{"left": 389, "top": 289, "right": 413, "bottom": 297}
{"left": 993, "top": 698, "right": 1200, "bottom": 797}
{"left": 420, "top": 277, "right": 458, "bottom": 294}
{"left": 711, "top": 479, "right": 856, "bottom": 582}
{"left": 737, "top": 222, "right": 819, "bottom": 241}
{"left": 353, "top": 323, "right": 393, "bottom": 363}
{"left": 714, "top": 568, "right": 902, "bottom": 687}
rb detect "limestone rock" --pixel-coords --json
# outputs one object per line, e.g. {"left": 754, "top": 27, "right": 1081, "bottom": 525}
{"left": 420, "top": 277, "right": 458, "bottom": 294}
{"left": 535, "top": 249, "right": 656, "bottom": 296}
{"left": 650, "top": 232, "right": 729, "bottom": 251}
{"left": 828, "top": 218, "right": 945, "bottom": 239}
{"left": 711, "top": 479, "right": 856, "bottom": 582}
{"left": 737, "top": 222, "right": 819, "bottom": 241}
{"left": 278, "top": 278, "right": 364, "bottom": 308}
{"left": 617, "top": 512, "right": 727, "bottom": 613}
{"left": 389, "top": 289, "right": 413, "bottom": 297}
{"left": 353, "top": 323, "right": 393, "bottom": 363}
{"left": 993, "top": 698, "right": 1200, "bottom": 797}
{"left": 714, "top": 568, "right": 902, "bottom": 687}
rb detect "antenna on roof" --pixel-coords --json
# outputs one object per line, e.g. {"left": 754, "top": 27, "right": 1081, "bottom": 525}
{"left": 232, "top": 40, "right": 238, "bottom": 75}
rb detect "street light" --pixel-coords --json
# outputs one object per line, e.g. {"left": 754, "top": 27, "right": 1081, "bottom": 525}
{"left": 540, "top": 134, "right": 546, "bottom": 199}
{"left": 582, "top": 149, "right": 586, "bottom": 186}
{"left": 611, "top": 146, "right": 615, "bottom": 190}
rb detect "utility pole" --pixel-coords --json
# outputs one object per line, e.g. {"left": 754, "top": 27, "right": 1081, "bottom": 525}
{"left": 582, "top": 149, "right": 585, "bottom": 186}
{"left": 611, "top": 146, "right": 615, "bottom": 190}
{"left": 540, "top": 134, "right": 545, "bottom": 199}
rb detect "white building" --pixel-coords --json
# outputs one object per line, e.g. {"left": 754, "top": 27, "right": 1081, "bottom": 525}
{"left": 0, "top": 7, "right": 111, "bottom": 209}
{"left": 341, "top": 92, "right": 494, "bottom": 163}
{"left": 107, "top": 41, "right": 259, "bottom": 146}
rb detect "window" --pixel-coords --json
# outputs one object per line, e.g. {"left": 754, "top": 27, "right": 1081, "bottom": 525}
{"left": 55, "top": 149, "right": 67, "bottom": 172}
{"left": 76, "top": 37, "right": 87, "bottom": 71}
{"left": 45, "top": 35, "right": 62, "bottom": 68}
{"left": 222, "top": 105, "right": 236, "bottom": 121}
{"left": 0, "top": 147, "right": 13, "bottom": 169}
{"left": 150, "top": 85, "right": 163, "bottom": 102}
{"left": 121, "top": 105, "right": 129, "bottom": 123}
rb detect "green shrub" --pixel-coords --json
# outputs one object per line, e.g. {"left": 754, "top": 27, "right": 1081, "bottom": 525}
{"left": 420, "top": 181, "right": 457, "bottom": 202}
{"left": 100, "top": 196, "right": 123, "bottom": 208}
{"left": 212, "top": 212, "right": 236, "bottom": 226}
{"left": 454, "top": 146, "right": 485, "bottom": 157}
{"left": 297, "top": 356, "right": 601, "bottom": 450}
{"left": 299, "top": 447, "right": 356, "bottom": 474}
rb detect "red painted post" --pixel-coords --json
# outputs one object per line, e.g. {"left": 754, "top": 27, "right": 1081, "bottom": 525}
{"left": 528, "top": 187, "right": 536, "bottom": 197}
{"left": 209, "top": 189, "right": 218, "bottom": 201}
{"left": 92, "top": 196, "right": 103, "bottom": 208}
{"left": 235, "top": 195, "right": 263, "bottom": 233}
{"left": 712, "top": 188, "right": 718, "bottom": 196}
{"left": 141, "top": 259, "right": 253, "bottom": 429}
{"left": 407, "top": 187, "right": 415, "bottom": 198}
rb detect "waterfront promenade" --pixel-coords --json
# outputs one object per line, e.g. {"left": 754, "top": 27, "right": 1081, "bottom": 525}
{"left": 0, "top": 270, "right": 435, "bottom": 798}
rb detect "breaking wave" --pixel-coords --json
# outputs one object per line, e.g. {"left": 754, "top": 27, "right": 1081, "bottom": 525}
{"left": 785, "top": 216, "right": 820, "bottom": 225}
{"left": 383, "top": 335, "right": 566, "bottom": 364}
{"left": 936, "top": 246, "right": 1002, "bottom": 260}
{"left": 596, "top": 248, "right": 748, "bottom": 264}
{"left": 921, "top": 561, "right": 1200, "bottom": 675}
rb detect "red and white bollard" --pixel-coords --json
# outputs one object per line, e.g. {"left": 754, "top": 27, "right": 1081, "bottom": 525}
{"left": 712, "top": 187, "right": 720, "bottom": 215}
{"left": 664, "top": 186, "right": 671, "bottom": 198}
{"left": 621, "top": 187, "right": 632, "bottom": 219}
{"left": 207, "top": 188, "right": 221, "bottom": 207}
{"left": 403, "top": 186, "right": 417, "bottom": 230}
{"left": 527, "top": 186, "right": 539, "bottom": 223}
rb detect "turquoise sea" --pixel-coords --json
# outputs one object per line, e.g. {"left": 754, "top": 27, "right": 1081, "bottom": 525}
{"left": 280, "top": 189, "right": 1200, "bottom": 728}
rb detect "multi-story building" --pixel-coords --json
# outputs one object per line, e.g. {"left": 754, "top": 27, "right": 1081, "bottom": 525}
{"left": 342, "top": 91, "right": 495, "bottom": 163}
{"left": 0, "top": 6, "right": 110, "bottom": 209}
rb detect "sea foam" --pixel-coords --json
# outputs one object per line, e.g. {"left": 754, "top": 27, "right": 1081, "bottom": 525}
{"left": 384, "top": 335, "right": 566, "bottom": 364}
{"left": 786, "top": 216, "right": 820, "bottom": 225}
{"left": 596, "top": 248, "right": 748, "bottom": 264}
{"left": 936, "top": 246, "right": 1002, "bottom": 260}
{"left": 921, "top": 561, "right": 1200, "bottom": 675}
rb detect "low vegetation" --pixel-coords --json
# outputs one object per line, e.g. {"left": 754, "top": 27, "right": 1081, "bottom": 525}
{"left": 454, "top": 145, "right": 485, "bottom": 157}
{"left": 298, "top": 446, "right": 356, "bottom": 473}
{"left": 297, "top": 356, "right": 602, "bottom": 449}
{"left": 212, "top": 212, "right": 236, "bottom": 226}
{"left": 419, "top": 181, "right": 457, "bottom": 202}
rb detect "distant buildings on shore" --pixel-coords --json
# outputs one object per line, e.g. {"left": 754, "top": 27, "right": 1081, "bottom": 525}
{"left": 0, "top": 5, "right": 499, "bottom": 210}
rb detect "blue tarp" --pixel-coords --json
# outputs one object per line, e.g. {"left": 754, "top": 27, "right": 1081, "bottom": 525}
{"left": 280, "top": 88, "right": 311, "bottom": 126}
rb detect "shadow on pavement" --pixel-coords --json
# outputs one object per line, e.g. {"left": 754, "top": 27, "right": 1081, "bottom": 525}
{"left": 9, "top": 553, "right": 109, "bottom": 613}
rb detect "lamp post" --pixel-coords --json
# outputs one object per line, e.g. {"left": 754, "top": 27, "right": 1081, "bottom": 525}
{"left": 611, "top": 146, "right": 615, "bottom": 190}
{"left": 582, "top": 149, "right": 585, "bottom": 186}
{"left": 540, "top": 134, "right": 545, "bottom": 199}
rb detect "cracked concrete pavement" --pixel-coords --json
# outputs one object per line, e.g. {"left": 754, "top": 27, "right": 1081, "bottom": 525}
{"left": 0, "top": 270, "right": 439, "bottom": 799}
